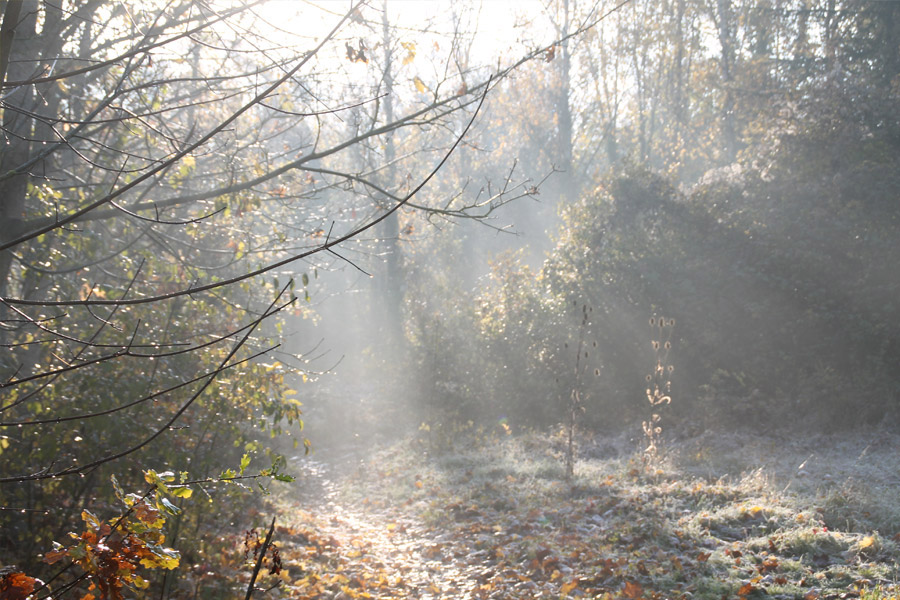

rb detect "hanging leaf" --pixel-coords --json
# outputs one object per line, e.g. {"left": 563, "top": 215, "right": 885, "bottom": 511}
{"left": 401, "top": 41, "right": 416, "bottom": 65}
{"left": 0, "top": 572, "right": 38, "bottom": 600}
{"left": 413, "top": 76, "right": 427, "bottom": 93}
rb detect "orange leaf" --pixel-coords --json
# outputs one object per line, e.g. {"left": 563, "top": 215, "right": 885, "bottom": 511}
{"left": 697, "top": 551, "right": 711, "bottom": 562}
{"left": 560, "top": 579, "right": 578, "bottom": 595}
{"left": 0, "top": 572, "right": 38, "bottom": 600}
{"left": 623, "top": 580, "right": 643, "bottom": 599}
{"left": 738, "top": 583, "right": 756, "bottom": 596}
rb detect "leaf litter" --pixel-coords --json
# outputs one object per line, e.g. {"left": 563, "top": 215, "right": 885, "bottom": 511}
{"left": 261, "top": 431, "right": 900, "bottom": 599}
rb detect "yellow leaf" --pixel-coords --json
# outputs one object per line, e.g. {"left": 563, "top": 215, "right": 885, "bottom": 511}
{"left": 169, "top": 486, "right": 192, "bottom": 499}
{"left": 413, "top": 76, "right": 426, "bottom": 93}
{"left": 401, "top": 42, "right": 416, "bottom": 65}
{"left": 560, "top": 579, "right": 579, "bottom": 595}
{"left": 859, "top": 535, "right": 875, "bottom": 549}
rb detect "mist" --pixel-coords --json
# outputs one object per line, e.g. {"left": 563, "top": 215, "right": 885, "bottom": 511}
{"left": 1, "top": 1, "right": 898, "bottom": 598}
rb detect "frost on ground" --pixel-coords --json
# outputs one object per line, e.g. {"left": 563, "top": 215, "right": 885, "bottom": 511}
{"left": 261, "top": 430, "right": 900, "bottom": 600}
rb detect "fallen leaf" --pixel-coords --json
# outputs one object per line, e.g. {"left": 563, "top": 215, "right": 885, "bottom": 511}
{"left": 623, "top": 580, "right": 643, "bottom": 599}
{"left": 560, "top": 579, "right": 579, "bottom": 595}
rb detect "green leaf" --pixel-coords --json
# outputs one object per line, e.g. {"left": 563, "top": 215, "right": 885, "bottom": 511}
{"left": 160, "top": 498, "right": 181, "bottom": 515}
{"left": 239, "top": 453, "right": 251, "bottom": 475}
{"left": 110, "top": 474, "right": 124, "bottom": 500}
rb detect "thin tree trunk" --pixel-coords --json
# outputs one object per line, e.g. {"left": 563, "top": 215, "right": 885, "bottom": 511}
{"left": 716, "top": 0, "right": 738, "bottom": 162}
{"left": 557, "top": 0, "right": 575, "bottom": 204}
{"left": 378, "top": 1, "right": 403, "bottom": 348}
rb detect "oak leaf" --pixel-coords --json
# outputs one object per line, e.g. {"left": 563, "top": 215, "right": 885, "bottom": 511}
{"left": 0, "top": 572, "right": 37, "bottom": 600}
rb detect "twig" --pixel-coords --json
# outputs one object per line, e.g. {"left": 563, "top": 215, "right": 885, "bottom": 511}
{"left": 244, "top": 516, "right": 276, "bottom": 600}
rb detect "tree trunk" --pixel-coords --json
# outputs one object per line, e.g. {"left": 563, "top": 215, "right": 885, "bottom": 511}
{"left": 0, "top": 1, "right": 37, "bottom": 366}
{"left": 557, "top": 0, "right": 576, "bottom": 204}
{"left": 377, "top": 1, "right": 403, "bottom": 349}
{"left": 715, "top": 0, "right": 738, "bottom": 162}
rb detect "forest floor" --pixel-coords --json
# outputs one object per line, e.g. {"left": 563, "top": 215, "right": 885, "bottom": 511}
{"left": 259, "top": 428, "right": 900, "bottom": 600}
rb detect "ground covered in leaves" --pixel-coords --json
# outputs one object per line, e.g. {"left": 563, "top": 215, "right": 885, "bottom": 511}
{"left": 254, "top": 430, "right": 900, "bottom": 600}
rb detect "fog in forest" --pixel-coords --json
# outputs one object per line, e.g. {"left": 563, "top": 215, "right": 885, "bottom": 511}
{"left": 1, "top": 1, "right": 898, "bottom": 598}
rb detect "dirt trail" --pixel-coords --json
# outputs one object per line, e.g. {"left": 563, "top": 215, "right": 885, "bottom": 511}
{"left": 278, "top": 457, "right": 486, "bottom": 599}
{"left": 268, "top": 434, "right": 900, "bottom": 599}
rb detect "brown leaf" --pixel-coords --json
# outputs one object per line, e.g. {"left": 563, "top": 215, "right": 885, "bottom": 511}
{"left": 0, "top": 572, "right": 38, "bottom": 600}
{"left": 759, "top": 557, "right": 779, "bottom": 574}
{"left": 623, "top": 580, "right": 643, "bottom": 599}
{"left": 43, "top": 549, "right": 68, "bottom": 564}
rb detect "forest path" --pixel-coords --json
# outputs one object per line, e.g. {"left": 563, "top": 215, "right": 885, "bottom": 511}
{"left": 274, "top": 456, "right": 488, "bottom": 599}
{"left": 264, "top": 434, "right": 900, "bottom": 600}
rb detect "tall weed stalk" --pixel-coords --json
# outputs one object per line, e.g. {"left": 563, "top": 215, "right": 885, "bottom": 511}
{"left": 643, "top": 317, "right": 674, "bottom": 467}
